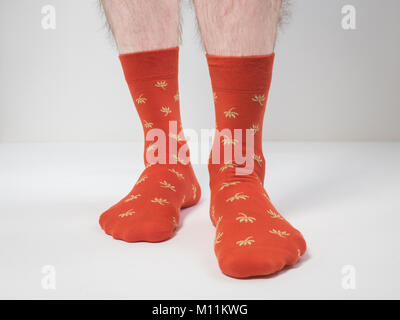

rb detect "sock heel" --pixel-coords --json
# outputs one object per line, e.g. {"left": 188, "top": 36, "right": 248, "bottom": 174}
{"left": 181, "top": 181, "right": 201, "bottom": 209}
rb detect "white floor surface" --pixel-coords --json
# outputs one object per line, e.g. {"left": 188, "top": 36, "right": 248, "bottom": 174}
{"left": 0, "top": 142, "right": 399, "bottom": 299}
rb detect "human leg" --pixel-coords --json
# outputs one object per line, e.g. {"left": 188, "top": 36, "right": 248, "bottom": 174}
{"left": 194, "top": 0, "right": 306, "bottom": 277}
{"left": 99, "top": 0, "right": 200, "bottom": 242}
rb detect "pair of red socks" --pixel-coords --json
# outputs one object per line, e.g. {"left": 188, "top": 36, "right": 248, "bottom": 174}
{"left": 99, "top": 47, "right": 306, "bottom": 278}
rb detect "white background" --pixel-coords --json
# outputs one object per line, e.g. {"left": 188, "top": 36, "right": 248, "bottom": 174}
{"left": 1, "top": 0, "right": 400, "bottom": 300}
{"left": 0, "top": 0, "right": 399, "bottom": 142}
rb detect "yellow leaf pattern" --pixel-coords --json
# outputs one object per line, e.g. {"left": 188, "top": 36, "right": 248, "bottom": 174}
{"left": 136, "top": 175, "right": 148, "bottom": 185}
{"left": 236, "top": 236, "right": 255, "bottom": 247}
{"left": 143, "top": 120, "right": 153, "bottom": 128}
{"left": 252, "top": 94, "right": 265, "bottom": 106}
{"left": 172, "top": 217, "right": 179, "bottom": 228}
{"left": 250, "top": 124, "right": 259, "bottom": 134}
{"left": 160, "top": 180, "right": 176, "bottom": 192}
{"left": 169, "top": 133, "right": 185, "bottom": 141}
{"left": 215, "top": 216, "right": 223, "bottom": 229}
{"left": 135, "top": 94, "right": 147, "bottom": 104}
{"left": 125, "top": 194, "right": 141, "bottom": 202}
{"left": 154, "top": 80, "right": 167, "bottom": 90}
{"left": 119, "top": 209, "right": 135, "bottom": 218}
{"left": 236, "top": 212, "right": 256, "bottom": 223}
{"left": 224, "top": 107, "right": 239, "bottom": 119}
{"left": 215, "top": 232, "right": 223, "bottom": 244}
{"left": 252, "top": 154, "right": 263, "bottom": 167}
{"left": 218, "top": 163, "right": 236, "bottom": 173}
{"left": 269, "top": 229, "right": 290, "bottom": 238}
{"left": 211, "top": 205, "right": 216, "bottom": 220}
{"left": 267, "top": 209, "right": 283, "bottom": 220}
{"left": 219, "top": 181, "right": 240, "bottom": 191}
{"left": 192, "top": 184, "right": 197, "bottom": 200}
{"left": 226, "top": 192, "right": 249, "bottom": 202}
{"left": 222, "top": 135, "right": 238, "bottom": 145}
{"left": 172, "top": 154, "right": 188, "bottom": 165}
{"left": 160, "top": 106, "right": 172, "bottom": 116}
{"left": 168, "top": 168, "right": 184, "bottom": 180}
{"left": 151, "top": 198, "right": 169, "bottom": 206}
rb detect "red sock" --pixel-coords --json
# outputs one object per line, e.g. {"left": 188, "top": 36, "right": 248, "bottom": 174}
{"left": 99, "top": 48, "right": 201, "bottom": 242}
{"left": 207, "top": 53, "right": 306, "bottom": 278}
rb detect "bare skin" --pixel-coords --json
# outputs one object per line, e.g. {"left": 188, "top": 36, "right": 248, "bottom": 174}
{"left": 101, "top": 0, "right": 281, "bottom": 55}
{"left": 100, "top": 0, "right": 180, "bottom": 54}
{"left": 193, "top": 0, "right": 282, "bottom": 56}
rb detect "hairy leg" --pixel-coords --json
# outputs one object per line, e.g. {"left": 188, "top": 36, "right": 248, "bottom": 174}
{"left": 98, "top": 1, "right": 200, "bottom": 242}
{"left": 193, "top": 0, "right": 282, "bottom": 56}
{"left": 101, "top": 0, "right": 180, "bottom": 53}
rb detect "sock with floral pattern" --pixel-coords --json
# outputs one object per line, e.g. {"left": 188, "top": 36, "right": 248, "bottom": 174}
{"left": 207, "top": 53, "right": 306, "bottom": 278}
{"left": 100, "top": 47, "right": 201, "bottom": 242}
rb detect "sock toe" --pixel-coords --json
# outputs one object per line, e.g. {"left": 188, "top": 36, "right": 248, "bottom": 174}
{"left": 119, "top": 218, "right": 176, "bottom": 242}
{"left": 217, "top": 246, "right": 296, "bottom": 278}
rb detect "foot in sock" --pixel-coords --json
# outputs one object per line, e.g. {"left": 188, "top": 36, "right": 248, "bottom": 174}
{"left": 99, "top": 48, "right": 201, "bottom": 242}
{"left": 207, "top": 53, "right": 306, "bottom": 278}
{"left": 210, "top": 171, "right": 306, "bottom": 278}
{"left": 100, "top": 163, "right": 200, "bottom": 242}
